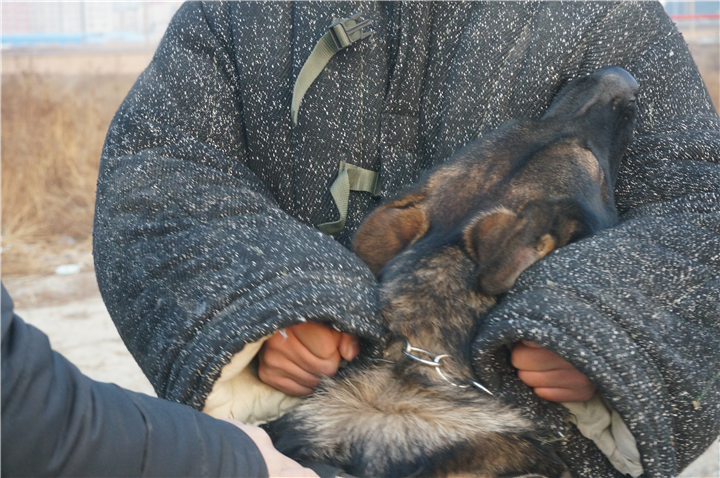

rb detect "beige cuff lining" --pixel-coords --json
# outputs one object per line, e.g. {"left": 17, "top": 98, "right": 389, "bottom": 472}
{"left": 202, "top": 334, "right": 302, "bottom": 426}
{"left": 563, "top": 393, "right": 643, "bottom": 477}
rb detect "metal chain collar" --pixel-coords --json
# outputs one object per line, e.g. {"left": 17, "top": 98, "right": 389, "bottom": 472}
{"left": 402, "top": 339, "right": 494, "bottom": 396}
{"left": 400, "top": 339, "right": 569, "bottom": 443}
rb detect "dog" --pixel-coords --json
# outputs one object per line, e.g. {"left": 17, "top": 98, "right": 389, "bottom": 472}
{"left": 271, "top": 66, "right": 639, "bottom": 478}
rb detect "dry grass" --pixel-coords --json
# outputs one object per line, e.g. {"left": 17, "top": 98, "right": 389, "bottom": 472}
{"left": 688, "top": 42, "right": 720, "bottom": 113}
{"left": 1, "top": 73, "right": 136, "bottom": 276}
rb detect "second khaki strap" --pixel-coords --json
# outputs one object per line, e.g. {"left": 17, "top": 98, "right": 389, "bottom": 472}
{"left": 318, "top": 162, "right": 381, "bottom": 236}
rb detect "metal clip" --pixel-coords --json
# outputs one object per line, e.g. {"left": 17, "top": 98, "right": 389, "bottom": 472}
{"left": 403, "top": 341, "right": 444, "bottom": 367}
{"left": 471, "top": 381, "right": 494, "bottom": 396}
{"left": 403, "top": 339, "right": 494, "bottom": 396}
{"left": 435, "top": 361, "right": 470, "bottom": 389}
{"left": 328, "top": 13, "right": 372, "bottom": 50}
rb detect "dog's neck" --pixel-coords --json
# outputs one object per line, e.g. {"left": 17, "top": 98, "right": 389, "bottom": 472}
{"left": 379, "top": 246, "right": 496, "bottom": 382}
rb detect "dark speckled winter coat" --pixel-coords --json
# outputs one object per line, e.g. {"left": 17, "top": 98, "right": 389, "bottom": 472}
{"left": 93, "top": 2, "right": 720, "bottom": 477}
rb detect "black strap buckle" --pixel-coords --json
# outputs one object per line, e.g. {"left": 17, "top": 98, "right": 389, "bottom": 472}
{"left": 328, "top": 13, "right": 372, "bottom": 50}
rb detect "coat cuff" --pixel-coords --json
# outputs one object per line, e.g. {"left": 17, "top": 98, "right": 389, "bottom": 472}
{"left": 202, "top": 333, "right": 302, "bottom": 425}
{"left": 562, "top": 393, "right": 643, "bottom": 477}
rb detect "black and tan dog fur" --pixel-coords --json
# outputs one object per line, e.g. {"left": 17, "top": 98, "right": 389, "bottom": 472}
{"left": 272, "top": 67, "right": 639, "bottom": 478}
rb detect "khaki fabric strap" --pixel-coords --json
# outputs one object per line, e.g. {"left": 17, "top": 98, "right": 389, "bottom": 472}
{"left": 318, "top": 162, "right": 382, "bottom": 236}
{"left": 292, "top": 13, "right": 372, "bottom": 125}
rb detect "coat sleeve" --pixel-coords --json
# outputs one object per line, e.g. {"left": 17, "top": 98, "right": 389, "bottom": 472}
{"left": 472, "top": 4, "right": 720, "bottom": 478}
{"left": 93, "top": 1, "right": 386, "bottom": 415}
{"left": 0, "top": 285, "right": 268, "bottom": 478}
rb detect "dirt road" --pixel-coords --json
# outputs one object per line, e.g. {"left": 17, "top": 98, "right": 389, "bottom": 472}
{"left": 4, "top": 271, "right": 155, "bottom": 396}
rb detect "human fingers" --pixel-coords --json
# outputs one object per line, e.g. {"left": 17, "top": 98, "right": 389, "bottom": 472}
{"left": 258, "top": 344, "right": 320, "bottom": 395}
{"left": 517, "top": 367, "right": 596, "bottom": 403}
{"left": 512, "top": 342, "right": 596, "bottom": 402}
{"left": 258, "top": 328, "right": 344, "bottom": 395}
{"left": 290, "top": 322, "right": 343, "bottom": 360}
{"left": 265, "top": 327, "right": 342, "bottom": 377}
{"left": 226, "top": 421, "right": 319, "bottom": 477}
{"left": 517, "top": 368, "right": 594, "bottom": 391}
{"left": 338, "top": 333, "right": 360, "bottom": 361}
{"left": 531, "top": 385, "right": 597, "bottom": 403}
{"left": 511, "top": 341, "right": 574, "bottom": 372}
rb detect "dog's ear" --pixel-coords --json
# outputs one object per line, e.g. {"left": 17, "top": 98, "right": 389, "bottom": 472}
{"left": 468, "top": 199, "right": 598, "bottom": 295}
{"left": 353, "top": 191, "right": 428, "bottom": 276}
{"left": 466, "top": 206, "right": 556, "bottom": 296}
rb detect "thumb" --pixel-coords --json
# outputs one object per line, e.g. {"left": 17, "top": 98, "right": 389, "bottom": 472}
{"left": 338, "top": 334, "right": 360, "bottom": 361}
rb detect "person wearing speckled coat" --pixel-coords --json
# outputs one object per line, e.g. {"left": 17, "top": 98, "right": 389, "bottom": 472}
{"left": 93, "top": 2, "right": 720, "bottom": 477}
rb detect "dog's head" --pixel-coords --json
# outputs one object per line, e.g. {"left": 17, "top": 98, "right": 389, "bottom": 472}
{"left": 354, "top": 67, "right": 638, "bottom": 310}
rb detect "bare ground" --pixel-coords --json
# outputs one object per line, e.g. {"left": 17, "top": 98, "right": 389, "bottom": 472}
{"left": 3, "top": 268, "right": 155, "bottom": 397}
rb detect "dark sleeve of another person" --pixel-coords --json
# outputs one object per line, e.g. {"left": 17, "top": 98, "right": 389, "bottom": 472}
{"left": 1, "top": 284, "right": 268, "bottom": 478}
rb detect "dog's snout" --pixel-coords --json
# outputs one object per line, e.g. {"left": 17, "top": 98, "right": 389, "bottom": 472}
{"left": 542, "top": 66, "right": 639, "bottom": 122}
{"left": 575, "top": 67, "right": 639, "bottom": 117}
{"left": 597, "top": 66, "right": 639, "bottom": 103}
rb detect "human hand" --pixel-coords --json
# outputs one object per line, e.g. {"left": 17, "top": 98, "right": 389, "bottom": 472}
{"left": 511, "top": 340, "right": 596, "bottom": 402}
{"left": 224, "top": 420, "right": 319, "bottom": 477}
{"left": 258, "top": 322, "right": 360, "bottom": 396}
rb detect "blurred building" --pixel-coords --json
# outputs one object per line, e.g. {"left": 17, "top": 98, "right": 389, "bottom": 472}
{"left": 663, "top": 0, "right": 720, "bottom": 17}
{"left": 2, "top": 1, "right": 718, "bottom": 51}
{"left": 662, "top": 0, "right": 720, "bottom": 44}
{"left": 1, "top": 1, "right": 183, "bottom": 50}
